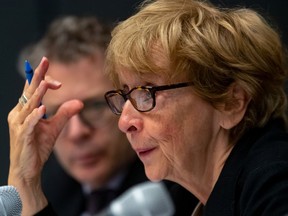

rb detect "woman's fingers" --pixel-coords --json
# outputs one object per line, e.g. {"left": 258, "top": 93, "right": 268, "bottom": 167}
{"left": 15, "top": 57, "right": 49, "bottom": 112}
{"left": 44, "top": 75, "right": 62, "bottom": 90}
{"left": 28, "top": 57, "right": 49, "bottom": 92}
{"left": 50, "top": 100, "right": 84, "bottom": 134}
{"left": 24, "top": 57, "right": 49, "bottom": 96}
{"left": 16, "top": 81, "right": 47, "bottom": 124}
{"left": 15, "top": 82, "right": 30, "bottom": 111}
{"left": 15, "top": 78, "right": 62, "bottom": 125}
{"left": 23, "top": 105, "right": 46, "bottom": 135}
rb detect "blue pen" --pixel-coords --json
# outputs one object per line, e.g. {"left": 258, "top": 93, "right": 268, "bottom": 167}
{"left": 25, "top": 60, "right": 47, "bottom": 119}
{"left": 25, "top": 60, "right": 34, "bottom": 84}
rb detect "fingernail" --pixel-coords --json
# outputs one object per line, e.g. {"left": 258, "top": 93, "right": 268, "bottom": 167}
{"left": 52, "top": 80, "right": 61, "bottom": 86}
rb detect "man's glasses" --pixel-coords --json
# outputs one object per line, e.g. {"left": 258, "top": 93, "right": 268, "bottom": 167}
{"left": 78, "top": 100, "right": 113, "bottom": 128}
{"left": 104, "top": 82, "right": 193, "bottom": 115}
{"left": 47, "top": 100, "right": 113, "bottom": 128}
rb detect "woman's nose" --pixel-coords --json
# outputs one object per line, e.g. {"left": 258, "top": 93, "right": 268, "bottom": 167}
{"left": 118, "top": 100, "right": 143, "bottom": 134}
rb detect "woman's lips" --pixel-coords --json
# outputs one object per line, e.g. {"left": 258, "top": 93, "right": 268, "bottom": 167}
{"left": 136, "top": 147, "right": 157, "bottom": 159}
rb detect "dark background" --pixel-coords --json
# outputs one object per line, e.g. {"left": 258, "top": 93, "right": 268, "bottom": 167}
{"left": 0, "top": 0, "right": 287, "bottom": 185}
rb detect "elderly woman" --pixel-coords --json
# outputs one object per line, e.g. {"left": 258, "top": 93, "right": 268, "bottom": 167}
{"left": 104, "top": 0, "right": 288, "bottom": 215}
{"left": 7, "top": 0, "right": 288, "bottom": 215}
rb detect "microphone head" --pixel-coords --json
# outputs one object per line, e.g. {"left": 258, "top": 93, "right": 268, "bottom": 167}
{"left": 109, "top": 182, "right": 174, "bottom": 216}
{"left": 0, "top": 186, "right": 22, "bottom": 216}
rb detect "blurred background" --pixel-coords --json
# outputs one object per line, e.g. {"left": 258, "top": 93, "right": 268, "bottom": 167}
{"left": 0, "top": 0, "right": 287, "bottom": 185}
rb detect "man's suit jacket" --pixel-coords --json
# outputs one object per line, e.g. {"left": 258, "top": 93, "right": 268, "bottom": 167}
{"left": 41, "top": 154, "right": 198, "bottom": 216}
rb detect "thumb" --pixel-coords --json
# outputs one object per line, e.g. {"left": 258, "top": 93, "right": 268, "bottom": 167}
{"left": 50, "top": 99, "right": 84, "bottom": 132}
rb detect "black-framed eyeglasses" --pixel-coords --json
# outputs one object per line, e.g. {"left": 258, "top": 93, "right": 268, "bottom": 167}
{"left": 104, "top": 82, "right": 193, "bottom": 115}
{"left": 47, "top": 99, "right": 113, "bottom": 128}
{"left": 78, "top": 100, "right": 113, "bottom": 128}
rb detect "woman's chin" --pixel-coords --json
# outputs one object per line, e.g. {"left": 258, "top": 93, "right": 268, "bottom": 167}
{"left": 144, "top": 166, "right": 166, "bottom": 182}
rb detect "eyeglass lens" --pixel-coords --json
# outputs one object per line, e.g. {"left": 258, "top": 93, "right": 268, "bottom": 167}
{"left": 105, "top": 88, "right": 154, "bottom": 114}
{"left": 79, "top": 100, "right": 112, "bottom": 128}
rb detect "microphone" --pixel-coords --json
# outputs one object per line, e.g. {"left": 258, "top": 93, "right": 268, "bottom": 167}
{"left": 0, "top": 186, "right": 22, "bottom": 216}
{"left": 96, "top": 181, "right": 174, "bottom": 216}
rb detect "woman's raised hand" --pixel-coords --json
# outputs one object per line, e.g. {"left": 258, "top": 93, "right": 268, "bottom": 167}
{"left": 7, "top": 57, "right": 83, "bottom": 215}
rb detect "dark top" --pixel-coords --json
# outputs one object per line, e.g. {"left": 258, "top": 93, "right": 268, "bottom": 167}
{"left": 37, "top": 153, "right": 197, "bottom": 216}
{"left": 204, "top": 118, "right": 288, "bottom": 215}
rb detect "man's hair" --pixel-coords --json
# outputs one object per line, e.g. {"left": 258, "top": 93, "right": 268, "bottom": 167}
{"left": 18, "top": 16, "right": 112, "bottom": 73}
{"left": 106, "top": 0, "right": 288, "bottom": 142}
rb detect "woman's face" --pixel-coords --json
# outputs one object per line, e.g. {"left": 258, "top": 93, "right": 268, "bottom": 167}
{"left": 117, "top": 70, "right": 222, "bottom": 183}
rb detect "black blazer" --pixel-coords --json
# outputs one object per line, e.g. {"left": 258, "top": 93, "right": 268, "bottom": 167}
{"left": 204, "top": 119, "right": 288, "bottom": 215}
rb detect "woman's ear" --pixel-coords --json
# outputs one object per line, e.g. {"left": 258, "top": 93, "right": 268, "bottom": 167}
{"left": 219, "top": 83, "right": 251, "bottom": 129}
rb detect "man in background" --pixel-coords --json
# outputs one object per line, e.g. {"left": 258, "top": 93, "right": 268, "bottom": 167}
{"left": 18, "top": 16, "right": 197, "bottom": 216}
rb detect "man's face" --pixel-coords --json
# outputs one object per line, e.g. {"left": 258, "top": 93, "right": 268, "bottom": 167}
{"left": 43, "top": 54, "right": 136, "bottom": 188}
